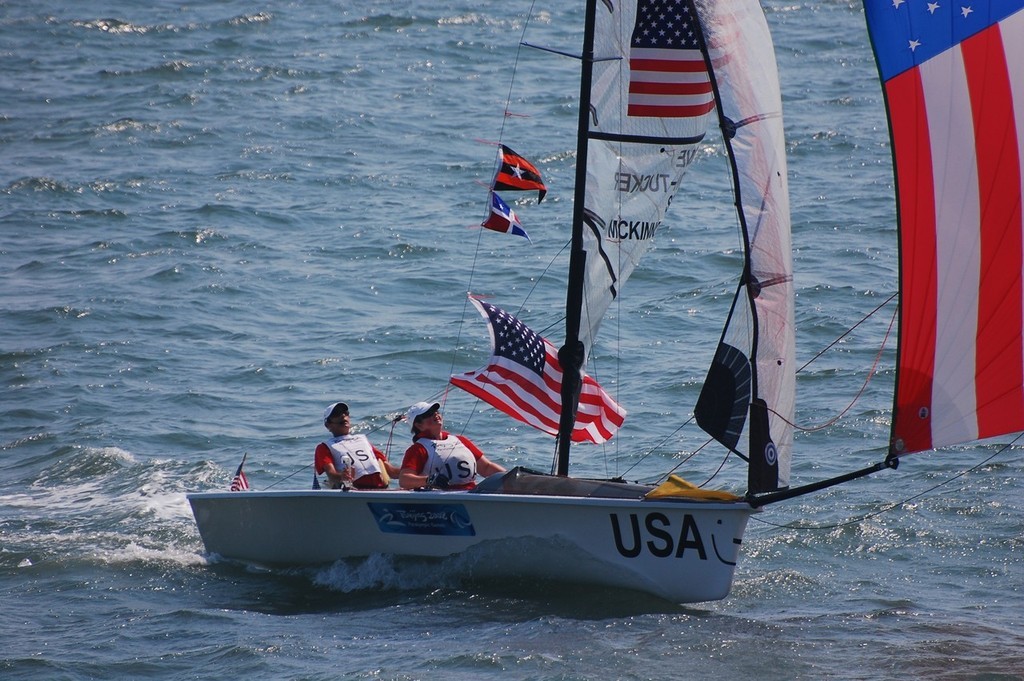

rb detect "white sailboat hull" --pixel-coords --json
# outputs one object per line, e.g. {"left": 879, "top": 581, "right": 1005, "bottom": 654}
{"left": 188, "top": 487, "right": 756, "bottom": 603}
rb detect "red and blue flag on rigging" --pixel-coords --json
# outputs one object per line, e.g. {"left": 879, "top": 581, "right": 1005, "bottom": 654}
{"left": 482, "top": 191, "right": 530, "bottom": 241}
{"left": 863, "top": 1, "right": 1024, "bottom": 453}
{"left": 450, "top": 297, "right": 626, "bottom": 444}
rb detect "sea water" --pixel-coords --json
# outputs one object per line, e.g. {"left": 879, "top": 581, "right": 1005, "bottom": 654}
{"left": 1, "top": 1, "right": 1021, "bottom": 679}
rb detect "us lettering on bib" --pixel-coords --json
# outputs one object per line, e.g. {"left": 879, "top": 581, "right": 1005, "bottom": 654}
{"left": 420, "top": 436, "right": 477, "bottom": 484}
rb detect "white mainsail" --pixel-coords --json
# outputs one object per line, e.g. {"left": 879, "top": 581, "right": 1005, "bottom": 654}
{"left": 580, "top": 0, "right": 716, "bottom": 358}
{"left": 564, "top": 0, "right": 794, "bottom": 494}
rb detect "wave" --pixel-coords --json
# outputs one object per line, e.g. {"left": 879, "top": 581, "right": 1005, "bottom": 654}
{"left": 4, "top": 176, "right": 151, "bottom": 202}
{"left": 94, "top": 117, "right": 165, "bottom": 136}
{"left": 72, "top": 12, "right": 272, "bottom": 37}
{"left": 0, "top": 447, "right": 224, "bottom": 570}
{"left": 4, "top": 176, "right": 74, "bottom": 194}
{"left": 99, "top": 60, "right": 194, "bottom": 78}
{"left": 71, "top": 18, "right": 166, "bottom": 35}
{"left": 223, "top": 12, "right": 272, "bottom": 28}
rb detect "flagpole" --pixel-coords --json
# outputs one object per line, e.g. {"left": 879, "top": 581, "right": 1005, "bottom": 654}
{"left": 555, "top": 0, "right": 599, "bottom": 477}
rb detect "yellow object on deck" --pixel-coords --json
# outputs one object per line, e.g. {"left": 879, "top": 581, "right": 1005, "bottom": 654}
{"left": 645, "top": 474, "right": 742, "bottom": 502}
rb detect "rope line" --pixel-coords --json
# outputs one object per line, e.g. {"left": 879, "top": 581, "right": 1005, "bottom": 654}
{"left": 623, "top": 293, "right": 899, "bottom": 482}
{"left": 749, "top": 434, "right": 1020, "bottom": 530}
{"left": 772, "top": 295, "right": 898, "bottom": 433}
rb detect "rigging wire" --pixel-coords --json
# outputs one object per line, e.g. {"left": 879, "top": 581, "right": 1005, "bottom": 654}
{"left": 441, "top": 4, "right": 542, "bottom": 432}
{"left": 522, "top": 240, "right": 572, "bottom": 322}
{"left": 749, "top": 433, "right": 1022, "bottom": 530}
{"left": 797, "top": 292, "right": 898, "bottom": 374}
{"left": 621, "top": 292, "right": 899, "bottom": 483}
{"left": 252, "top": 19, "right": 558, "bottom": 492}
{"left": 433, "top": 2, "right": 606, "bottom": 470}
{"left": 770, "top": 293, "right": 898, "bottom": 433}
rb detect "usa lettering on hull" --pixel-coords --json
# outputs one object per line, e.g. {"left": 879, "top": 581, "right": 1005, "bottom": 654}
{"left": 609, "top": 512, "right": 707, "bottom": 560}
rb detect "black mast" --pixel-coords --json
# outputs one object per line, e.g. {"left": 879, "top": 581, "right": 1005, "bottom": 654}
{"left": 555, "top": 0, "right": 599, "bottom": 477}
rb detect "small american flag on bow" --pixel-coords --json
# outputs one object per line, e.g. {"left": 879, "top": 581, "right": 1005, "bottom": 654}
{"left": 450, "top": 297, "right": 626, "bottom": 444}
{"left": 230, "top": 454, "right": 250, "bottom": 491}
{"left": 627, "top": 0, "right": 714, "bottom": 118}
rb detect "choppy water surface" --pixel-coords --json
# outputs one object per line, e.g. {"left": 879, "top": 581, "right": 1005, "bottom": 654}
{"left": 1, "top": 1, "right": 1021, "bottom": 679}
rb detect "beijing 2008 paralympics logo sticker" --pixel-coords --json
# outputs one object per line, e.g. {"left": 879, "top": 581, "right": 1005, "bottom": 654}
{"left": 368, "top": 502, "right": 476, "bottom": 536}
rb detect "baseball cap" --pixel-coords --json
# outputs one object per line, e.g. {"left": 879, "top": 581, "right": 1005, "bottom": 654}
{"left": 406, "top": 401, "right": 440, "bottom": 432}
{"left": 323, "top": 402, "right": 349, "bottom": 423}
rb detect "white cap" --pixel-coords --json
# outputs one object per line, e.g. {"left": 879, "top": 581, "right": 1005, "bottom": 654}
{"left": 406, "top": 401, "right": 440, "bottom": 433}
{"left": 323, "top": 402, "right": 349, "bottom": 422}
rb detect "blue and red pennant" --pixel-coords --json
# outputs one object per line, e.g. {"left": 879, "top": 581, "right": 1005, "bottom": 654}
{"left": 482, "top": 191, "right": 530, "bottom": 241}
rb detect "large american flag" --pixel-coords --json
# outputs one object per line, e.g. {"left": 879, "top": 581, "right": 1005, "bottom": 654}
{"left": 450, "top": 298, "right": 626, "bottom": 444}
{"left": 863, "top": 1, "right": 1024, "bottom": 453}
{"left": 627, "top": 0, "right": 714, "bottom": 118}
